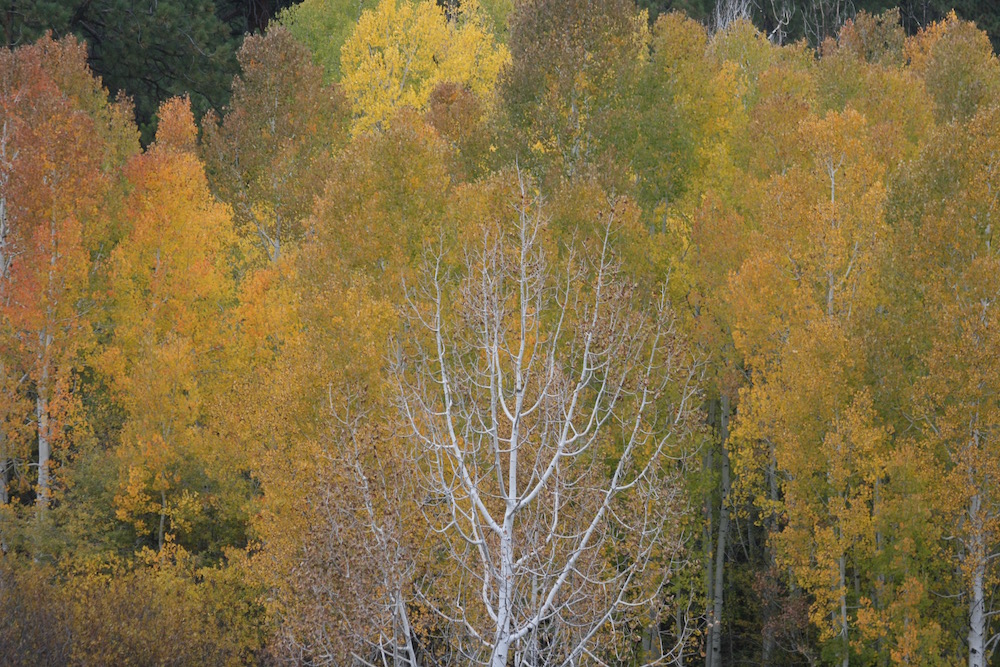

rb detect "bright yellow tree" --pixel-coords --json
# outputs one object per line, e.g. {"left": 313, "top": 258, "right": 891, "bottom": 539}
{"left": 729, "top": 107, "right": 898, "bottom": 666}
{"left": 905, "top": 103, "right": 1000, "bottom": 667}
{"left": 340, "top": 0, "right": 508, "bottom": 133}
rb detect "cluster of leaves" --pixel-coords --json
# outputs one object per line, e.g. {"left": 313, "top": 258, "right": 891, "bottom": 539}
{"left": 3, "top": 2, "right": 1000, "bottom": 666}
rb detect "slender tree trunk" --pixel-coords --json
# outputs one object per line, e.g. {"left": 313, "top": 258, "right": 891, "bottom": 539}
{"left": 35, "top": 327, "right": 53, "bottom": 514}
{"left": 0, "top": 427, "right": 7, "bottom": 506}
{"left": 969, "top": 493, "right": 986, "bottom": 667}
{"left": 840, "top": 553, "right": 849, "bottom": 667}
{"left": 35, "top": 392, "right": 50, "bottom": 511}
{"left": 763, "top": 455, "right": 778, "bottom": 665}
{"left": 762, "top": 624, "right": 775, "bottom": 666}
{"left": 969, "top": 558, "right": 986, "bottom": 667}
{"left": 527, "top": 573, "right": 540, "bottom": 666}
{"left": 396, "top": 592, "right": 419, "bottom": 667}
{"left": 492, "top": 520, "right": 515, "bottom": 667}
{"left": 709, "top": 395, "right": 732, "bottom": 667}
{"left": 703, "top": 401, "right": 716, "bottom": 667}
{"left": 704, "top": 496, "right": 714, "bottom": 667}
{"left": 158, "top": 488, "right": 167, "bottom": 552}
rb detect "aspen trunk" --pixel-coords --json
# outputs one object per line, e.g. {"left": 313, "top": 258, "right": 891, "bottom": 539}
{"left": 762, "top": 626, "right": 775, "bottom": 666}
{"left": 703, "top": 401, "right": 715, "bottom": 667}
{"left": 703, "top": 478, "right": 714, "bottom": 667}
{"left": 492, "top": 522, "right": 515, "bottom": 667}
{"left": 396, "top": 592, "right": 419, "bottom": 667}
{"left": 158, "top": 488, "right": 167, "bottom": 552}
{"left": 840, "top": 553, "right": 849, "bottom": 667}
{"left": 526, "top": 574, "right": 540, "bottom": 666}
{"left": 968, "top": 557, "right": 986, "bottom": 667}
{"left": 0, "top": 428, "right": 7, "bottom": 506}
{"left": 35, "top": 328, "right": 53, "bottom": 513}
{"left": 763, "top": 455, "right": 779, "bottom": 665}
{"left": 35, "top": 393, "right": 50, "bottom": 510}
{"left": 709, "top": 395, "right": 732, "bottom": 667}
{"left": 969, "top": 492, "right": 986, "bottom": 667}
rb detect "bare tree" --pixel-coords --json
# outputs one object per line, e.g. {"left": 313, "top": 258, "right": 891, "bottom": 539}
{"left": 713, "top": 0, "right": 754, "bottom": 34}
{"left": 801, "top": 0, "right": 854, "bottom": 45}
{"left": 393, "top": 172, "right": 702, "bottom": 666}
{"left": 269, "top": 387, "right": 423, "bottom": 667}
{"left": 767, "top": 0, "right": 794, "bottom": 44}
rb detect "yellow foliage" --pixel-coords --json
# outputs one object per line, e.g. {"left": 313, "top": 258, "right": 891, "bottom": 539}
{"left": 98, "top": 98, "right": 242, "bottom": 554}
{"left": 0, "top": 554, "right": 264, "bottom": 664}
{"left": 340, "top": 0, "right": 509, "bottom": 133}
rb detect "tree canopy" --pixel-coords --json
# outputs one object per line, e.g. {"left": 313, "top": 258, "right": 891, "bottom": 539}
{"left": 4, "top": 3, "right": 1000, "bottom": 667}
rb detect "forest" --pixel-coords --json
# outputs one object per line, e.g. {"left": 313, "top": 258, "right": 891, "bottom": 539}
{"left": 1, "top": 0, "right": 1000, "bottom": 665}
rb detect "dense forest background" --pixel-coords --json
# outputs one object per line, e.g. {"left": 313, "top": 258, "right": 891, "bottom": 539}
{"left": 3, "top": 0, "right": 1000, "bottom": 666}
{"left": 3, "top": 0, "right": 999, "bottom": 139}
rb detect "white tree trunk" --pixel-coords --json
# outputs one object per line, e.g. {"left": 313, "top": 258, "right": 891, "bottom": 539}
{"left": 491, "top": 522, "right": 515, "bottom": 667}
{"left": 35, "top": 392, "right": 50, "bottom": 511}
{"left": 968, "top": 492, "right": 987, "bottom": 667}
{"left": 968, "top": 556, "right": 986, "bottom": 667}
{"left": 839, "top": 553, "right": 849, "bottom": 667}
{"left": 0, "top": 428, "right": 7, "bottom": 507}
{"left": 395, "top": 175, "right": 701, "bottom": 665}
{"left": 708, "top": 395, "right": 731, "bottom": 667}
{"left": 395, "top": 592, "right": 419, "bottom": 667}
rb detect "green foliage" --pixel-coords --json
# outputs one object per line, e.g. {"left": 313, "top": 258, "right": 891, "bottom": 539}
{"left": 500, "top": 0, "right": 648, "bottom": 182}
{"left": 0, "top": 0, "right": 298, "bottom": 144}
{"left": 202, "top": 26, "right": 350, "bottom": 265}
{"left": 277, "top": 0, "right": 378, "bottom": 81}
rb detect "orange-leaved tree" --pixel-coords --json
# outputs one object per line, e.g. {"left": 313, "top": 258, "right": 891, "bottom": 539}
{"left": 0, "top": 35, "right": 134, "bottom": 530}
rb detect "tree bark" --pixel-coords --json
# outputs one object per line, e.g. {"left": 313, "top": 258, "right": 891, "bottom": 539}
{"left": 0, "top": 428, "right": 7, "bottom": 506}
{"left": 969, "top": 558, "right": 986, "bottom": 667}
{"left": 709, "top": 395, "right": 731, "bottom": 667}
{"left": 763, "top": 454, "right": 779, "bottom": 665}
{"left": 395, "top": 592, "right": 419, "bottom": 667}
{"left": 704, "top": 402, "right": 715, "bottom": 667}
{"left": 969, "top": 493, "right": 986, "bottom": 667}
{"left": 492, "top": 520, "right": 515, "bottom": 667}
{"left": 158, "top": 488, "right": 167, "bottom": 552}
{"left": 35, "top": 327, "right": 53, "bottom": 514}
{"left": 35, "top": 392, "right": 50, "bottom": 511}
{"left": 840, "top": 552, "right": 849, "bottom": 667}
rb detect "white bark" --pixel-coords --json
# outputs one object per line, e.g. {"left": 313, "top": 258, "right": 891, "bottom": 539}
{"left": 968, "top": 491, "right": 987, "bottom": 667}
{"left": 35, "top": 366, "right": 50, "bottom": 511}
{"left": 713, "top": 0, "right": 752, "bottom": 33}
{"left": 969, "top": 549, "right": 986, "bottom": 667}
{"left": 395, "top": 171, "right": 701, "bottom": 665}
{"left": 0, "top": 119, "right": 15, "bottom": 513}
